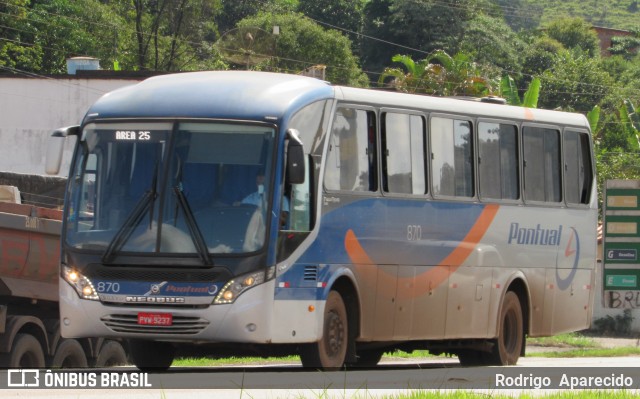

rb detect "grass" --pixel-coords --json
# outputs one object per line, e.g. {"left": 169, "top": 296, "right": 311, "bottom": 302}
{"left": 174, "top": 355, "right": 299, "bottom": 367}
{"left": 384, "top": 392, "right": 640, "bottom": 399}
{"left": 526, "top": 332, "right": 598, "bottom": 348}
{"left": 529, "top": 346, "right": 640, "bottom": 358}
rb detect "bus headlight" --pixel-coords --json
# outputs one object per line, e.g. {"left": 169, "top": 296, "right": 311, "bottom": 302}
{"left": 214, "top": 267, "right": 274, "bottom": 304}
{"left": 62, "top": 265, "right": 99, "bottom": 301}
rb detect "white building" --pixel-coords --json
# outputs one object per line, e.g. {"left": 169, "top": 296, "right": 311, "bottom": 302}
{"left": 0, "top": 71, "right": 144, "bottom": 177}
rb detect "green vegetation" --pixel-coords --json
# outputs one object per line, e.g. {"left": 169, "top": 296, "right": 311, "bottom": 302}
{"left": 527, "top": 333, "right": 598, "bottom": 348}
{"left": 529, "top": 347, "right": 640, "bottom": 358}
{"left": 2, "top": 0, "right": 640, "bottom": 202}
{"left": 384, "top": 391, "right": 640, "bottom": 399}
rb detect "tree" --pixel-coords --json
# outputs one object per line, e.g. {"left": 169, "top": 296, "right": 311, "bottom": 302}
{"left": 297, "top": 0, "right": 366, "bottom": 37}
{"left": 361, "top": 0, "right": 481, "bottom": 74}
{"left": 217, "top": 0, "right": 295, "bottom": 34}
{"left": 544, "top": 17, "right": 601, "bottom": 58}
{"left": 521, "top": 36, "right": 565, "bottom": 80}
{"left": 379, "top": 51, "right": 495, "bottom": 96}
{"left": 458, "top": 13, "right": 525, "bottom": 74}
{"left": 609, "top": 26, "right": 640, "bottom": 61}
{"left": 0, "top": 0, "right": 42, "bottom": 72}
{"left": 116, "top": 0, "right": 223, "bottom": 71}
{"left": 492, "top": 0, "right": 543, "bottom": 32}
{"left": 538, "top": 50, "right": 613, "bottom": 113}
{"left": 237, "top": 12, "right": 369, "bottom": 86}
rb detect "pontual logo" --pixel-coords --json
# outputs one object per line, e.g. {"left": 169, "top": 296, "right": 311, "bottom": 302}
{"left": 508, "top": 223, "right": 563, "bottom": 246}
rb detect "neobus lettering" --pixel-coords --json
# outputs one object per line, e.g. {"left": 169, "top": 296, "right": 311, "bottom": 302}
{"left": 508, "top": 223, "right": 563, "bottom": 246}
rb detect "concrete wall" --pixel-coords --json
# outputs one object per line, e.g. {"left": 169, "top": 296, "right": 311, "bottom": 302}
{"left": 0, "top": 76, "right": 141, "bottom": 177}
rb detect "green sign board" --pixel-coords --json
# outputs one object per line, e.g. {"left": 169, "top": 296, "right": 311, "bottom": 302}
{"left": 603, "top": 180, "right": 640, "bottom": 308}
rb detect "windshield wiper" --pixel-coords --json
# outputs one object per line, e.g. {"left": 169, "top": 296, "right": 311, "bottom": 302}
{"left": 102, "top": 162, "right": 159, "bottom": 264}
{"left": 102, "top": 189, "right": 157, "bottom": 264}
{"left": 173, "top": 186, "right": 212, "bottom": 266}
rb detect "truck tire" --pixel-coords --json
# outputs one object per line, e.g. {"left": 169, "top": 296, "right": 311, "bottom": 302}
{"left": 128, "top": 340, "right": 174, "bottom": 371}
{"left": 51, "top": 339, "right": 88, "bottom": 368}
{"left": 95, "top": 340, "right": 128, "bottom": 367}
{"left": 2, "top": 333, "right": 45, "bottom": 368}
{"left": 300, "top": 290, "right": 349, "bottom": 370}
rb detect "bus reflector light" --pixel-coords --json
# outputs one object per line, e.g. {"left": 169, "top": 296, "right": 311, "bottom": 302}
{"left": 279, "top": 282, "right": 290, "bottom": 288}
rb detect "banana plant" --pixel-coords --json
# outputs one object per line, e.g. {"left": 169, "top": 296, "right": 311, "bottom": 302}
{"left": 619, "top": 99, "right": 640, "bottom": 149}
{"left": 500, "top": 75, "right": 540, "bottom": 108}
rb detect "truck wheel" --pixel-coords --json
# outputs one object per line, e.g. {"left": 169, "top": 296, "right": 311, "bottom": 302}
{"left": 486, "top": 291, "right": 524, "bottom": 365}
{"left": 95, "top": 340, "right": 128, "bottom": 367}
{"left": 2, "top": 333, "right": 45, "bottom": 368}
{"left": 300, "top": 290, "right": 349, "bottom": 370}
{"left": 51, "top": 339, "right": 88, "bottom": 368}
{"left": 128, "top": 340, "right": 174, "bottom": 371}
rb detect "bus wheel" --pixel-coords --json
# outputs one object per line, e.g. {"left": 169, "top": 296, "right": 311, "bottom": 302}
{"left": 300, "top": 290, "right": 348, "bottom": 370}
{"left": 487, "top": 291, "right": 523, "bottom": 365}
{"left": 128, "top": 340, "right": 175, "bottom": 372}
{"left": 95, "top": 340, "right": 128, "bottom": 367}
{"left": 51, "top": 339, "right": 88, "bottom": 368}
{"left": 1, "top": 333, "right": 45, "bottom": 368}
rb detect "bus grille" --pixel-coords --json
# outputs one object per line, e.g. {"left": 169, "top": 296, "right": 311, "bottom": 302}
{"left": 101, "top": 314, "right": 209, "bottom": 335}
{"left": 304, "top": 265, "right": 318, "bottom": 281}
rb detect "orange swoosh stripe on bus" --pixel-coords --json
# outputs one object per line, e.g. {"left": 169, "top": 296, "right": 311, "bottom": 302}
{"left": 344, "top": 204, "right": 500, "bottom": 289}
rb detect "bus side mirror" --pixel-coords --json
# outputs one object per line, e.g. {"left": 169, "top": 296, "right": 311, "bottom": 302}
{"left": 45, "top": 126, "right": 80, "bottom": 175}
{"left": 286, "top": 129, "right": 305, "bottom": 185}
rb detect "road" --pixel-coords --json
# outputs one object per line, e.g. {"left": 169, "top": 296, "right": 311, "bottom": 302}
{"left": 2, "top": 356, "right": 639, "bottom": 398}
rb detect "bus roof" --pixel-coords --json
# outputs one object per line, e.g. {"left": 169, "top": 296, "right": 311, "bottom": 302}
{"left": 83, "top": 71, "right": 334, "bottom": 123}
{"left": 335, "top": 86, "right": 590, "bottom": 129}
{"left": 84, "top": 71, "right": 590, "bottom": 130}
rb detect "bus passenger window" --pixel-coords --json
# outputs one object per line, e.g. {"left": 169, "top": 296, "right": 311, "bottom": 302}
{"left": 564, "top": 130, "right": 592, "bottom": 205}
{"left": 430, "top": 117, "right": 474, "bottom": 197}
{"left": 325, "top": 108, "right": 377, "bottom": 192}
{"left": 478, "top": 122, "right": 519, "bottom": 200}
{"left": 523, "top": 126, "right": 562, "bottom": 202}
{"left": 382, "top": 113, "right": 426, "bottom": 195}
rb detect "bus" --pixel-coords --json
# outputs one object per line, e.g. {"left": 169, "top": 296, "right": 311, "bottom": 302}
{"left": 47, "top": 71, "right": 597, "bottom": 370}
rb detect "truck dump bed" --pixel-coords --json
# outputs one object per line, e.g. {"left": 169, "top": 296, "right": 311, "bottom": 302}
{"left": 0, "top": 172, "right": 66, "bottom": 303}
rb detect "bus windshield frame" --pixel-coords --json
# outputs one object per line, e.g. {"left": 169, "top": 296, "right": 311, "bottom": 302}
{"left": 64, "top": 120, "right": 278, "bottom": 262}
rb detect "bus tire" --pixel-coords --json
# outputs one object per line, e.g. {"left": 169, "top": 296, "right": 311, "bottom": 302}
{"left": 128, "top": 340, "right": 174, "bottom": 372}
{"left": 1, "top": 333, "right": 45, "bottom": 368}
{"left": 95, "top": 340, "right": 128, "bottom": 367}
{"left": 300, "top": 290, "right": 348, "bottom": 370}
{"left": 487, "top": 291, "right": 523, "bottom": 365}
{"left": 51, "top": 339, "right": 88, "bottom": 368}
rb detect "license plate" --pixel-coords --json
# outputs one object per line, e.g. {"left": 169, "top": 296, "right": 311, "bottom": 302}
{"left": 137, "top": 312, "right": 173, "bottom": 326}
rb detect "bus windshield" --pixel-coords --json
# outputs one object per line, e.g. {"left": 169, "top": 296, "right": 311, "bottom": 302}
{"left": 65, "top": 121, "right": 276, "bottom": 258}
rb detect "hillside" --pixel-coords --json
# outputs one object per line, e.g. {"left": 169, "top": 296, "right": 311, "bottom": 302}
{"left": 531, "top": 0, "right": 639, "bottom": 29}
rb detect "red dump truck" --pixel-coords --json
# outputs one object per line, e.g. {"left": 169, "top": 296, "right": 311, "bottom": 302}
{"left": 0, "top": 172, "right": 127, "bottom": 368}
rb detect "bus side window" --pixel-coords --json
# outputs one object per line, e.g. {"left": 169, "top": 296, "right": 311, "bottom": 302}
{"left": 286, "top": 156, "right": 312, "bottom": 232}
{"left": 478, "top": 122, "right": 519, "bottom": 200}
{"left": 430, "top": 116, "right": 474, "bottom": 197}
{"left": 564, "top": 130, "right": 593, "bottom": 205}
{"left": 325, "top": 108, "right": 377, "bottom": 192}
{"left": 523, "top": 126, "right": 562, "bottom": 203}
{"left": 382, "top": 112, "right": 426, "bottom": 195}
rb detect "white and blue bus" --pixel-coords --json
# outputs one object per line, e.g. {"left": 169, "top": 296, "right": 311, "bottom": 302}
{"left": 48, "top": 71, "right": 597, "bottom": 370}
